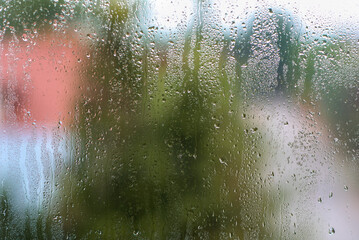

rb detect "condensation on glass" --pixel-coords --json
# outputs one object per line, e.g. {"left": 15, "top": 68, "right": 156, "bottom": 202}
{"left": 0, "top": 0, "right": 358, "bottom": 239}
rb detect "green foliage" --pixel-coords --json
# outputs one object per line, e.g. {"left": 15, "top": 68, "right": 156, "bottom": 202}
{"left": 0, "top": 0, "right": 65, "bottom": 33}
{"left": 59, "top": 3, "right": 246, "bottom": 238}
{"left": 0, "top": 189, "right": 10, "bottom": 240}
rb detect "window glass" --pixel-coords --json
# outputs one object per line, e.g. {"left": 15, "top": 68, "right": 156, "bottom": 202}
{"left": 0, "top": 0, "right": 358, "bottom": 239}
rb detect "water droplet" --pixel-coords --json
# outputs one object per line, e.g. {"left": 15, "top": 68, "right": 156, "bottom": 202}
{"left": 219, "top": 158, "right": 227, "bottom": 166}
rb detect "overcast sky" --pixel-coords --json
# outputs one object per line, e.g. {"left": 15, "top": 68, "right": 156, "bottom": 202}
{"left": 151, "top": 0, "right": 359, "bottom": 38}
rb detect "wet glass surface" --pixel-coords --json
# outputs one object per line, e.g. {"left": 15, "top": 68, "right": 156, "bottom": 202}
{"left": 0, "top": 0, "right": 358, "bottom": 239}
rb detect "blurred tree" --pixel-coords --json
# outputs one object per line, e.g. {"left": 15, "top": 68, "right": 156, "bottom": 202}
{"left": 232, "top": 9, "right": 302, "bottom": 95}
{"left": 60, "top": 0, "right": 247, "bottom": 238}
{"left": 273, "top": 9, "right": 301, "bottom": 93}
